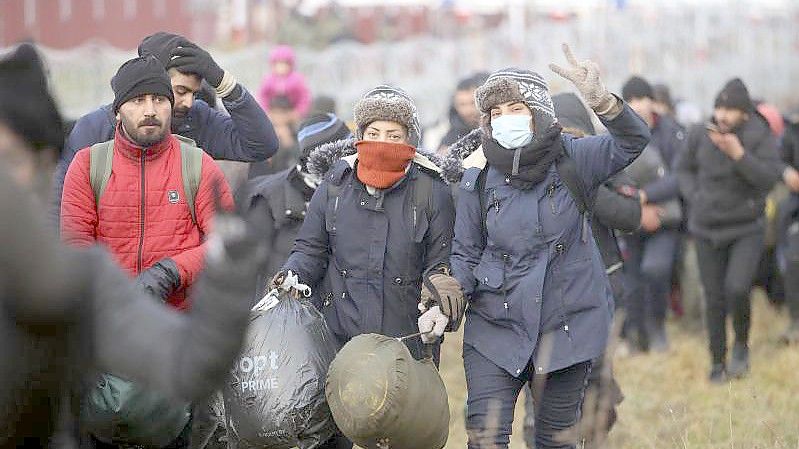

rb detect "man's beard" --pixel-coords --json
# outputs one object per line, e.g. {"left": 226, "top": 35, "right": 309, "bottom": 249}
{"left": 121, "top": 116, "right": 170, "bottom": 147}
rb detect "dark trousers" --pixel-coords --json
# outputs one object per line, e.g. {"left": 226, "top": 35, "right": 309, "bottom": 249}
{"left": 623, "top": 230, "right": 680, "bottom": 343}
{"left": 695, "top": 232, "right": 765, "bottom": 365}
{"left": 464, "top": 344, "right": 591, "bottom": 449}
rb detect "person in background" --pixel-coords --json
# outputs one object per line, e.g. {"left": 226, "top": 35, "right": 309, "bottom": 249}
{"left": 53, "top": 32, "right": 278, "bottom": 223}
{"left": 653, "top": 83, "right": 676, "bottom": 119}
{"left": 777, "top": 108, "right": 799, "bottom": 343}
{"left": 258, "top": 45, "right": 312, "bottom": 121}
{"left": 437, "top": 73, "right": 489, "bottom": 153}
{"left": 239, "top": 113, "right": 352, "bottom": 292}
{"left": 619, "top": 76, "right": 685, "bottom": 352}
{"left": 677, "top": 78, "right": 782, "bottom": 382}
{"left": 250, "top": 95, "right": 301, "bottom": 178}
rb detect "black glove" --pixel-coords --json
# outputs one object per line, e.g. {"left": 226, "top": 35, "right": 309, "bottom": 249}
{"left": 169, "top": 40, "right": 224, "bottom": 88}
{"left": 136, "top": 259, "right": 181, "bottom": 301}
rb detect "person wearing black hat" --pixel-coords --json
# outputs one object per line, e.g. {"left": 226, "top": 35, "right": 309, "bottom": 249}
{"left": 677, "top": 78, "right": 783, "bottom": 382}
{"left": 239, "top": 113, "right": 352, "bottom": 292}
{"left": 0, "top": 43, "right": 267, "bottom": 448}
{"left": 619, "top": 75, "right": 686, "bottom": 352}
{"left": 52, "top": 31, "right": 279, "bottom": 223}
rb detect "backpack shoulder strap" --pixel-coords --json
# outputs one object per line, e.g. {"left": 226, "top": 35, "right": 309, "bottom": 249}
{"left": 89, "top": 140, "right": 114, "bottom": 209}
{"left": 413, "top": 170, "right": 434, "bottom": 217}
{"left": 555, "top": 154, "right": 594, "bottom": 215}
{"left": 178, "top": 139, "right": 204, "bottom": 225}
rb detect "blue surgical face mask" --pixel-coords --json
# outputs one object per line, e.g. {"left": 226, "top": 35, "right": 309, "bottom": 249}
{"left": 491, "top": 114, "right": 534, "bottom": 149}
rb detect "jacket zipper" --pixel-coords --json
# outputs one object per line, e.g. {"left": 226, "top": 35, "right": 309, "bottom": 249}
{"left": 501, "top": 253, "right": 510, "bottom": 314}
{"left": 136, "top": 149, "right": 147, "bottom": 273}
{"left": 548, "top": 183, "right": 557, "bottom": 215}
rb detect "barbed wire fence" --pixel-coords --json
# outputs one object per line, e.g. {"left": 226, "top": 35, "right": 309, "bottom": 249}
{"left": 21, "top": 3, "right": 799, "bottom": 132}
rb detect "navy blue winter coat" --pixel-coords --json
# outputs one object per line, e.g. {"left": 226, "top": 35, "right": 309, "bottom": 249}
{"left": 445, "top": 104, "right": 650, "bottom": 377}
{"left": 52, "top": 87, "right": 279, "bottom": 220}
{"left": 282, "top": 140, "right": 455, "bottom": 359}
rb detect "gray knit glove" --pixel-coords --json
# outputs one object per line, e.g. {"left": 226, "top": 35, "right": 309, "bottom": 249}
{"left": 549, "top": 43, "right": 622, "bottom": 118}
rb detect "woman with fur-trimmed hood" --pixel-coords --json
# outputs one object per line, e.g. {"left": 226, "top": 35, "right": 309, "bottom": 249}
{"left": 273, "top": 85, "right": 463, "bottom": 367}
{"left": 442, "top": 45, "right": 650, "bottom": 449}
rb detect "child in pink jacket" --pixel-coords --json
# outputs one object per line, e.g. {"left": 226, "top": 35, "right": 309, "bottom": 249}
{"left": 258, "top": 45, "right": 311, "bottom": 120}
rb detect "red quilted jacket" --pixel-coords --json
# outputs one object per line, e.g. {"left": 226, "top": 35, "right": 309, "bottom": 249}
{"left": 61, "top": 127, "right": 233, "bottom": 310}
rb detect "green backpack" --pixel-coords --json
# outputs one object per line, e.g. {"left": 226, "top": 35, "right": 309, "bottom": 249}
{"left": 82, "top": 135, "right": 203, "bottom": 446}
{"left": 81, "top": 373, "right": 192, "bottom": 447}
{"left": 89, "top": 134, "right": 204, "bottom": 224}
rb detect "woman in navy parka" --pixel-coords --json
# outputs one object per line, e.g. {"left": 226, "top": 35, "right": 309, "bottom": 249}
{"left": 442, "top": 45, "right": 650, "bottom": 449}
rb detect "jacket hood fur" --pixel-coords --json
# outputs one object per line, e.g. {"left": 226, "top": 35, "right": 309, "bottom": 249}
{"left": 437, "top": 128, "right": 484, "bottom": 184}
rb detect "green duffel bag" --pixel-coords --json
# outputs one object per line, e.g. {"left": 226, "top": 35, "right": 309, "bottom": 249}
{"left": 325, "top": 334, "right": 449, "bottom": 449}
{"left": 81, "top": 373, "right": 191, "bottom": 447}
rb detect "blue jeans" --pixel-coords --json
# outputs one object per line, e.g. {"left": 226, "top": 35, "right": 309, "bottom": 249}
{"left": 464, "top": 344, "right": 592, "bottom": 449}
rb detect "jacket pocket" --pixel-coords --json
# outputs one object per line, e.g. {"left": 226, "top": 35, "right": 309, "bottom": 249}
{"left": 471, "top": 260, "right": 510, "bottom": 321}
{"left": 557, "top": 257, "right": 600, "bottom": 315}
{"left": 473, "top": 260, "right": 504, "bottom": 291}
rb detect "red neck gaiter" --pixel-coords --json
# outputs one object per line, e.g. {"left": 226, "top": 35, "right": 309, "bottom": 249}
{"left": 355, "top": 140, "right": 416, "bottom": 189}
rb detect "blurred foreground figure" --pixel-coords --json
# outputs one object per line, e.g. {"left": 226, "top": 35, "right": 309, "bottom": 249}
{"left": 0, "top": 43, "right": 266, "bottom": 447}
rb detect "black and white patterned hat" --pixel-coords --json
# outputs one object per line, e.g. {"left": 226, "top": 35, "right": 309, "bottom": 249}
{"left": 474, "top": 68, "right": 557, "bottom": 132}
{"left": 353, "top": 84, "right": 422, "bottom": 146}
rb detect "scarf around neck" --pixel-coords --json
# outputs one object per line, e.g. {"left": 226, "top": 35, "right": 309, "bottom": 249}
{"left": 482, "top": 123, "right": 563, "bottom": 189}
{"left": 355, "top": 140, "right": 416, "bottom": 189}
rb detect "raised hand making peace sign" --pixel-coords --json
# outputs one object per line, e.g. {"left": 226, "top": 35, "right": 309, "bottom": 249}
{"left": 549, "top": 43, "right": 621, "bottom": 117}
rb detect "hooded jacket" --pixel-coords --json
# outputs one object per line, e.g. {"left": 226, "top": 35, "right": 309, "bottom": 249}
{"left": 60, "top": 129, "right": 234, "bottom": 310}
{"left": 677, "top": 113, "right": 782, "bottom": 242}
{"left": 282, "top": 139, "right": 454, "bottom": 359}
{"left": 440, "top": 103, "right": 650, "bottom": 376}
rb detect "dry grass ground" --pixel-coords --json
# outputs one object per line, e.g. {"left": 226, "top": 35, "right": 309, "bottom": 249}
{"left": 437, "top": 289, "right": 799, "bottom": 448}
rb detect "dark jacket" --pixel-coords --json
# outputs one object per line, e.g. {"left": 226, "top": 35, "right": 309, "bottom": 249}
{"left": 283, "top": 139, "right": 455, "bottom": 359}
{"left": 52, "top": 87, "right": 279, "bottom": 220}
{"left": 641, "top": 114, "right": 686, "bottom": 204}
{"left": 677, "top": 114, "right": 782, "bottom": 242}
{"left": 593, "top": 174, "right": 641, "bottom": 273}
{"left": 439, "top": 105, "right": 474, "bottom": 149}
{"left": 0, "top": 170, "right": 261, "bottom": 446}
{"left": 239, "top": 167, "right": 313, "bottom": 289}
{"left": 625, "top": 144, "right": 682, "bottom": 228}
{"left": 551, "top": 92, "right": 640, "bottom": 272}
{"left": 444, "top": 103, "right": 650, "bottom": 377}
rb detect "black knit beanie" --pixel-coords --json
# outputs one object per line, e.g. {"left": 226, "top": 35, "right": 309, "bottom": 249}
{"left": 0, "top": 43, "right": 64, "bottom": 152}
{"left": 621, "top": 76, "right": 654, "bottom": 101}
{"left": 714, "top": 78, "right": 753, "bottom": 112}
{"left": 296, "top": 113, "right": 352, "bottom": 169}
{"left": 111, "top": 56, "right": 175, "bottom": 113}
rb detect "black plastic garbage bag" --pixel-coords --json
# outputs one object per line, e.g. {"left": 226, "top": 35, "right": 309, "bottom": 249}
{"left": 325, "top": 334, "right": 450, "bottom": 449}
{"left": 223, "top": 289, "right": 338, "bottom": 449}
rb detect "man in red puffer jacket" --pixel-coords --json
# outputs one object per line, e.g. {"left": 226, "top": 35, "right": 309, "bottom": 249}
{"left": 62, "top": 55, "right": 233, "bottom": 310}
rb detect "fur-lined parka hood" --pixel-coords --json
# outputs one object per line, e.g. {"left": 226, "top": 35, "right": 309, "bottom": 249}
{"left": 437, "top": 128, "right": 485, "bottom": 185}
